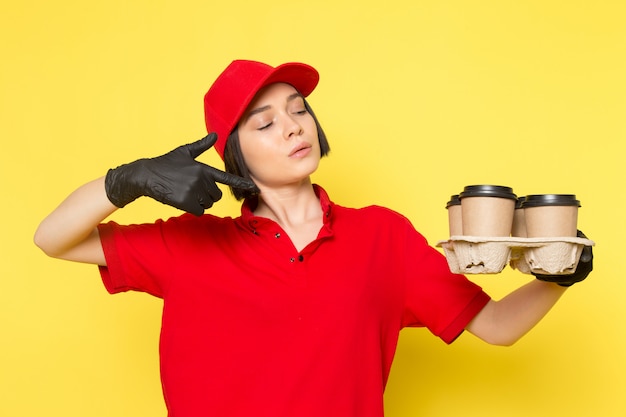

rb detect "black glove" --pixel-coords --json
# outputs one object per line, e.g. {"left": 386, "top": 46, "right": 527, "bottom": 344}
{"left": 105, "top": 133, "right": 258, "bottom": 216}
{"left": 533, "top": 230, "right": 594, "bottom": 287}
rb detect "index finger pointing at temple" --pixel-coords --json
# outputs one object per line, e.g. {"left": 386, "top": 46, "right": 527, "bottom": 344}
{"left": 206, "top": 165, "right": 259, "bottom": 191}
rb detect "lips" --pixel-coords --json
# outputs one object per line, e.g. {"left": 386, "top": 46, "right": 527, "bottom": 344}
{"left": 289, "top": 142, "right": 312, "bottom": 157}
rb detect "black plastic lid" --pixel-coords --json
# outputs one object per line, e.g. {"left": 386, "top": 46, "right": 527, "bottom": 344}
{"left": 515, "top": 196, "right": 526, "bottom": 209}
{"left": 522, "top": 194, "right": 581, "bottom": 208}
{"left": 446, "top": 194, "right": 461, "bottom": 208}
{"left": 459, "top": 185, "right": 517, "bottom": 200}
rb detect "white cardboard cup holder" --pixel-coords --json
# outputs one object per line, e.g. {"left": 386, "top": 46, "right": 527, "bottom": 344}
{"left": 436, "top": 236, "right": 595, "bottom": 275}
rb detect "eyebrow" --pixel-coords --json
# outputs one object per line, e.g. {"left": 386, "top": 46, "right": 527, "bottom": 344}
{"left": 242, "top": 92, "right": 303, "bottom": 124}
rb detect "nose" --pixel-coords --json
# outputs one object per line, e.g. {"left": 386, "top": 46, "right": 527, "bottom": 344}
{"left": 283, "top": 114, "right": 303, "bottom": 140}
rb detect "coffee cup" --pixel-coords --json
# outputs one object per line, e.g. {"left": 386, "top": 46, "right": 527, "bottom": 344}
{"left": 446, "top": 194, "right": 462, "bottom": 236}
{"left": 522, "top": 194, "right": 580, "bottom": 237}
{"left": 459, "top": 185, "right": 517, "bottom": 236}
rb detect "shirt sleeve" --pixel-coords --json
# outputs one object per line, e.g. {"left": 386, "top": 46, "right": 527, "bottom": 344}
{"left": 400, "top": 218, "right": 491, "bottom": 344}
{"left": 97, "top": 220, "right": 174, "bottom": 298}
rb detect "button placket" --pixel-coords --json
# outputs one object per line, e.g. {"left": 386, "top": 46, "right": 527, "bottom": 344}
{"left": 249, "top": 219, "right": 259, "bottom": 235}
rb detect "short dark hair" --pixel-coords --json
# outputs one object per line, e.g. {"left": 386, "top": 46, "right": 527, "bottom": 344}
{"left": 224, "top": 98, "right": 330, "bottom": 201}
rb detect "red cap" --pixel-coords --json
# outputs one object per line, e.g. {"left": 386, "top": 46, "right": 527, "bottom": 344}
{"left": 204, "top": 60, "right": 320, "bottom": 159}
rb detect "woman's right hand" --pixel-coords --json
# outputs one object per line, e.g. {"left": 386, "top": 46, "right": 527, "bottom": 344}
{"left": 105, "top": 133, "right": 258, "bottom": 216}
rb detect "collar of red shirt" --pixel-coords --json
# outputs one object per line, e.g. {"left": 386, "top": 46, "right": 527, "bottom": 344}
{"left": 239, "top": 184, "right": 334, "bottom": 236}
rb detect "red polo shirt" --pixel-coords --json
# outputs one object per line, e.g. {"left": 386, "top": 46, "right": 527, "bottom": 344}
{"left": 98, "top": 185, "right": 490, "bottom": 417}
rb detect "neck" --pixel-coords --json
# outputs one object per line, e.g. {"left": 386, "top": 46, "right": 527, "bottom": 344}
{"left": 253, "top": 178, "right": 322, "bottom": 230}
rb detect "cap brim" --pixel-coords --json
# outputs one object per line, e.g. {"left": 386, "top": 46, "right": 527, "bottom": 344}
{"left": 264, "top": 62, "right": 319, "bottom": 98}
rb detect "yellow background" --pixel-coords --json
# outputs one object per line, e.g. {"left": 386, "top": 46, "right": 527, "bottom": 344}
{"left": 2, "top": 0, "right": 624, "bottom": 415}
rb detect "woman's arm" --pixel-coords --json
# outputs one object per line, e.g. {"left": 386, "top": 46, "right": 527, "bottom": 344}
{"left": 34, "top": 176, "right": 116, "bottom": 265}
{"left": 34, "top": 135, "right": 258, "bottom": 266}
{"left": 466, "top": 279, "right": 567, "bottom": 346}
{"left": 466, "top": 241, "right": 593, "bottom": 346}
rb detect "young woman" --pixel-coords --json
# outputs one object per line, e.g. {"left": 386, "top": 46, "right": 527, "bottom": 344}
{"left": 34, "top": 60, "right": 592, "bottom": 417}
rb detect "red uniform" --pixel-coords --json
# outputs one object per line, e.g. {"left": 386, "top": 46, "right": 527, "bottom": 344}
{"left": 98, "top": 185, "right": 490, "bottom": 417}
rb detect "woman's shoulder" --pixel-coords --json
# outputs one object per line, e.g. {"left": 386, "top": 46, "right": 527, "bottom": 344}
{"left": 164, "top": 212, "right": 238, "bottom": 227}
{"left": 333, "top": 203, "right": 413, "bottom": 226}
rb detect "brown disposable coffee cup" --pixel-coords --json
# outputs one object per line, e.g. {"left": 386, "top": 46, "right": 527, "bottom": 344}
{"left": 523, "top": 194, "right": 580, "bottom": 237}
{"left": 446, "top": 195, "right": 462, "bottom": 236}
{"left": 512, "top": 196, "right": 527, "bottom": 237}
{"left": 459, "top": 185, "right": 517, "bottom": 236}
